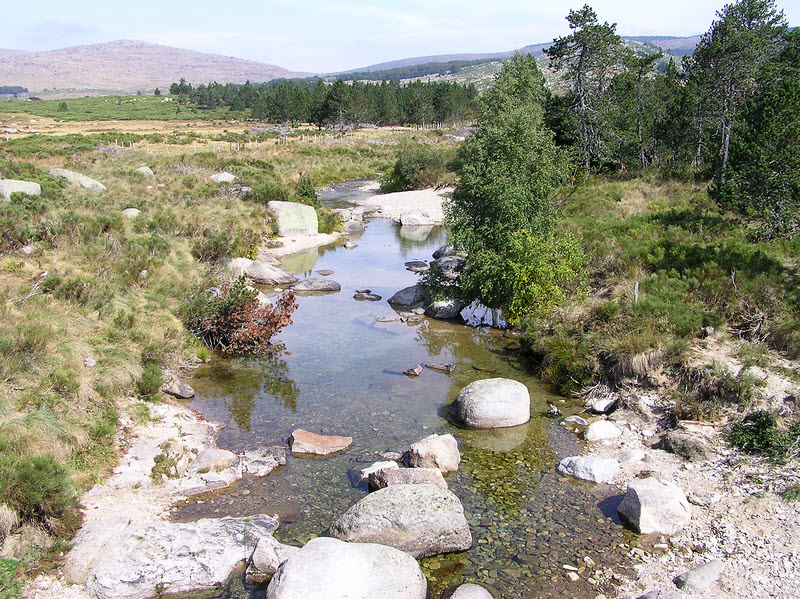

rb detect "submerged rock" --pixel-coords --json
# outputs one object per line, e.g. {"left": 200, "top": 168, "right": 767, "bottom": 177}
{"left": 450, "top": 378, "right": 531, "bottom": 428}
{"left": 617, "top": 478, "right": 691, "bottom": 535}
{"left": 266, "top": 537, "right": 427, "bottom": 599}
{"left": 329, "top": 484, "right": 472, "bottom": 558}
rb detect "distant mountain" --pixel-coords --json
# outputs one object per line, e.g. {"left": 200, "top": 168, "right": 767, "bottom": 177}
{"left": 0, "top": 40, "right": 306, "bottom": 95}
{"left": 342, "top": 36, "right": 701, "bottom": 73}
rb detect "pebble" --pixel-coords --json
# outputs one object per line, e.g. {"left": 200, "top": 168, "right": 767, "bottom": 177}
{"left": 566, "top": 572, "right": 580, "bottom": 582}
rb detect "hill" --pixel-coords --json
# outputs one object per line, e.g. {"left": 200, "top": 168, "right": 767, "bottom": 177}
{"left": 0, "top": 40, "right": 306, "bottom": 97}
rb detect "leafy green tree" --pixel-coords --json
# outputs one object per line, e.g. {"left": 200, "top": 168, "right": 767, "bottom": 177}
{"left": 154, "top": 87, "right": 161, "bottom": 97}
{"left": 717, "top": 28, "right": 799, "bottom": 238}
{"left": 545, "top": 5, "right": 629, "bottom": 170}
{"left": 57, "top": 101, "right": 68, "bottom": 112}
{"left": 445, "top": 54, "right": 583, "bottom": 322}
{"left": 685, "top": 0, "right": 788, "bottom": 182}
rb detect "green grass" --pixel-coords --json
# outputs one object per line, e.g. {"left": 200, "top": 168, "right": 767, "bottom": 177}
{"left": 0, "top": 558, "right": 24, "bottom": 599}
{"left": 3, "top": 95, "right": 235, "bottom": 121}
{"left": 522, "top": 177, "right": 800, "bottom": 402}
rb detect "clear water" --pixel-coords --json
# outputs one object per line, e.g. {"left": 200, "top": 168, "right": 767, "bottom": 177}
{"left": 175, "top": 185, "right": 635, "bottom": 598}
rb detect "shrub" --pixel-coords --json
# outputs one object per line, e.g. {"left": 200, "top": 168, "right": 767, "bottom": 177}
{"left": 380, "top": 143, "right": 454, "bottom": 192}
{"left": 726, "top": 410, "right": 800, "bottom": 462}
{"left": 182, "top": 276, "right": 297, "bottom": 354}
{"left": 244, "top": 181, "right": 290, "bottom": 205}
{"left": 0, "top": 455, "right": 81, "bottom": 536}
{"left": 138, "top": 363, "right": 163, "bottom": 399}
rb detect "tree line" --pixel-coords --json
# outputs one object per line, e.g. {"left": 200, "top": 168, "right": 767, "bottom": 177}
{"left": 168, "top": 78, "right": 478, "bottom": 127}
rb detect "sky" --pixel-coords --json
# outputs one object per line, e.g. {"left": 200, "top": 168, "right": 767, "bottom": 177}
{"left": 2, "top": 0, "right": 799, "bottom": 73}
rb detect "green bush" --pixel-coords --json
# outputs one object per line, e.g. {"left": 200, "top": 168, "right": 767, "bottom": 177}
{"left": 0, "top": 455, "right": 81, "bottom": 536}
{"left": 244, "top": 180, "right": 290, "bottom": 205}
{"left": 0, "top": 557, "right": 24, "bottom": 599}
{"left": 727, "top": 410, "right": 800, "bottom": 462}
{"left": 138, "top": 363, "right": 163, "bottom": 399}
{"left": 380, "top": 143, "right": 454, "bottom": 192}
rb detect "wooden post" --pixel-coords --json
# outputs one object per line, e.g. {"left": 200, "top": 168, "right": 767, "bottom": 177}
{"left": 165, "top": 143, "right": 169, "bottom": 156}
{"left": 194, "top": 141, "right": 196, "bottom": 153}
{"left": 633, "top": 281, "right": 639, "bottom": 304}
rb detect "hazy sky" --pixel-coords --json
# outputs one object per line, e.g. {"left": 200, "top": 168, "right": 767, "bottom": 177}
{"left": 2, "top": 0, "right": 798, "bottom": 72}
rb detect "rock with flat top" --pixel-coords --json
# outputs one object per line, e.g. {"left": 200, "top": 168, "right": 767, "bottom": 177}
{"left": 268, "top": 200, "right": 318, "bottom": 236}
{"left": 265, "top": 537, "right": 426, "bottom": 599}
{"left": 329, "top": 484, "right": 471, "bottom": 558}
{"left": 358, "top": 461, "right": 399, "bottom": 482}
{"left": 290, "top": 429, "right": 352, "bottom": 456}
{"left": 50, "top": 168, "right": 106, "bottom": 191}
{"left": 399, "top": 211, "right": 437, "bottom": 226}
{"left": 291, "top": 278, "right": 341, "bottom": 292}
{"left": 227, "top": 257, "right": 298, "bottom": 285}
{"left": 369, "top": 467, "right": 447, "bottom": 491}
{"left": 557, "top": 456, "right": 619, "bottom": 483}
{"left": 674, "top": 559, "right": 725, "bottom": 592}
{"left": 584, "top": 420, "right": 622, "bottom": 442}
{"left": 210, "top": 172, "right": 236, "bottom": 183}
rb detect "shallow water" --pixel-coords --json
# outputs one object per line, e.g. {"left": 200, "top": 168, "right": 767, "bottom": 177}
{"left": 175, "top": 187, "right": 635, "bottom": 598}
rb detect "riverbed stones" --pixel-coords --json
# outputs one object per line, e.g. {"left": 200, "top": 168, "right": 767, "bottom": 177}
{"left": 617, "top": 478, "right": 691, "bottom": 535}
{"left": 291, "top": 278, "right": 341, "bottom": 292}
{"left": 227, "top": 257, "right": 299, "bottom": 285}
{"left": 161, "top": 374, "right": 195, "bottom": 399}
{"left": 187, "top": 448, "right": 238, "bottom": 476}
{"left": 290, "top": 429, "right": 353, "bottom": 456}
{"left": 557, "top": 456, "right": 620, "bottom": 484}
{"left": 369, "top": 467, "right": 447, "bottom": 491}
{"left": 450, "top": 378, "right": 531, "bottom": 428}
{"left": 408, "top": 434, "right": 460, "bottom": 473}
{"left": 426, "top": 363, "right": 455, "bottom": 373}
{"left": 50, "top": 168, "right": 106, "bottom": 191}
{"left": 584, "top": 420, "right": 622, "bottom": 442}
{"left": 243, "top": 446, "right": 287, "bottom": 477}
{"left": 84, "top": 514, "right": 278, "bottom": 599}
{"left": 329, "top": 484, "right": 472, "bottom": 558}
{"left": 268, "top": 200, "right": 318, "bottom": 236}
{"left": 0, "top": 179, "right": 41, "bottom": 201}
{"left": 387, "top": 284, "right": 429, "bottom": 307}
{"left": 425, "top": 299, "right": 465, "bottom": 319}
{"left": 265, "top": 537, "right": 427, "bottom": 599}
{"left": 449, "top": 583, "right": 494, "bottom": 599}
{"left": 564, "top": 415, "right": 589, "bottom": 427}
{"left": 673, "top": 559, "right": 725, "bottom": 592}
{"left": 359, "top": 460, "right": 399, "bottom": 481}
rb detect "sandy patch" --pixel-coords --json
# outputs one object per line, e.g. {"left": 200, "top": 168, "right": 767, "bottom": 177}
{"left": 357, "top": 187, "right": 452, "bottom": 223}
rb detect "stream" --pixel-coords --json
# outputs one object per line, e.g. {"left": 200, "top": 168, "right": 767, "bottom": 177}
{"left": 174, "top": 182, "right": 636, "bottom": 598}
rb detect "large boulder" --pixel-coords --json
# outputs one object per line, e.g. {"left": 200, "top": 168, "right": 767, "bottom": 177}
{"left": 450, "top": 378, "right": 530, "bottom": 429}
{"left": 49, "top": 168, "right": 106, "bottom": 191}
{"left": 425, "top": 299, "right": 465, "bottom": 320}
{"left": 210, "top": 172, "right": 236, "bottom": 183}
{"left": 387, "top": 285, "right": 429, "bottom": 307}
{"left": 161, "top": 374, "right": 195, "bottom": 399}
{"left": 617, "top": 478, "right": 691, "bottom": 535}
{"left": 84, "top": 514, "right": 278, "bottom": 599}
{"left": 399, "top": 212, "right": 437, "bottom": 226}
{"left": 557, "top": 456, "right": 620, "bottom": 484}
{"left": 0, "top": 179, "right": 41, "bottom": 201}
{"left": 291, "top": 278, "right": 342, "bottom": 292}
{"left": 135, "top": 166, "right": 155, "bottom": 178}
{"left": 431, "top": 255, "right": 465, "bottom": 280}
{"left": 369, "top": 467, "right": 447, "bottom": 491}
{"left": 399, "top": 225, "right": 433, "bottom": 241}
{"left": 227, "top": 258, "right": 298, "bottom": 285}
{"left": 662, "top": 429, "right": 711, "bottom": 462}
{"left": 329, "top": 484, "right": 472, "bottom": 558}
{"left": 407, "top": 434, "right": 460, "bottom": 473}
{"left": 266, "top": 537, "right": 427, "bottom": 599}
{"left": 432, "top": 244, "right": 457, "bottom": 260}
{"left": 268, "top": 200, "right": 318, "bottom": 236}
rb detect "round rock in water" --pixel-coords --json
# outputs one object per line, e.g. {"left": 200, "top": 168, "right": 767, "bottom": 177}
{"left": 617, "top": 478, "right": 691, "bottom": 535}
{"left": 451, "top": 378, "right": 530, "bottom": 428}
{"left": 329, "top": 483, "right": 472, "bottom": 558}
{"left": 266, "top": 537, "right": 426, "bottom": 599}
{"left": 450, "top": 583, "right": 494, "bottom": 599}
{"left": 557, "top": 456, "right": 620, "bottom": 483}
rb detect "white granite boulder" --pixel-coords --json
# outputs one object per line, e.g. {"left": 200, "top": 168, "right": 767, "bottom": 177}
{"left": 557, "top": 456, "right": 620, "bottom": 483}
{"left": 584, "top": 420, "right": 622, "bottom": 442}
{"left": 227, "top": 257, "right": 298, "bottom": 285}
{"left": 407, "top": 433, "right": 460, "bottom": 473}
{"left": 266, "top": 537, "right": 426, "bottom": 599}
{"left": 210, "top": 171, "right": 236, "bottom": 183}
{"left": 50, "top": 168, "right": 106, "bottom": 191}
{"left": 268, "top": 200, "right": 318, "bottom": 236}
{"left": 617, "top": 478, "right": 691, "bottom": 535}
{"left": 450, "top": 378, "right": 530, "bottom": 428}
{"left": 0, "top": 179, "right": 41, "bottom": 201}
